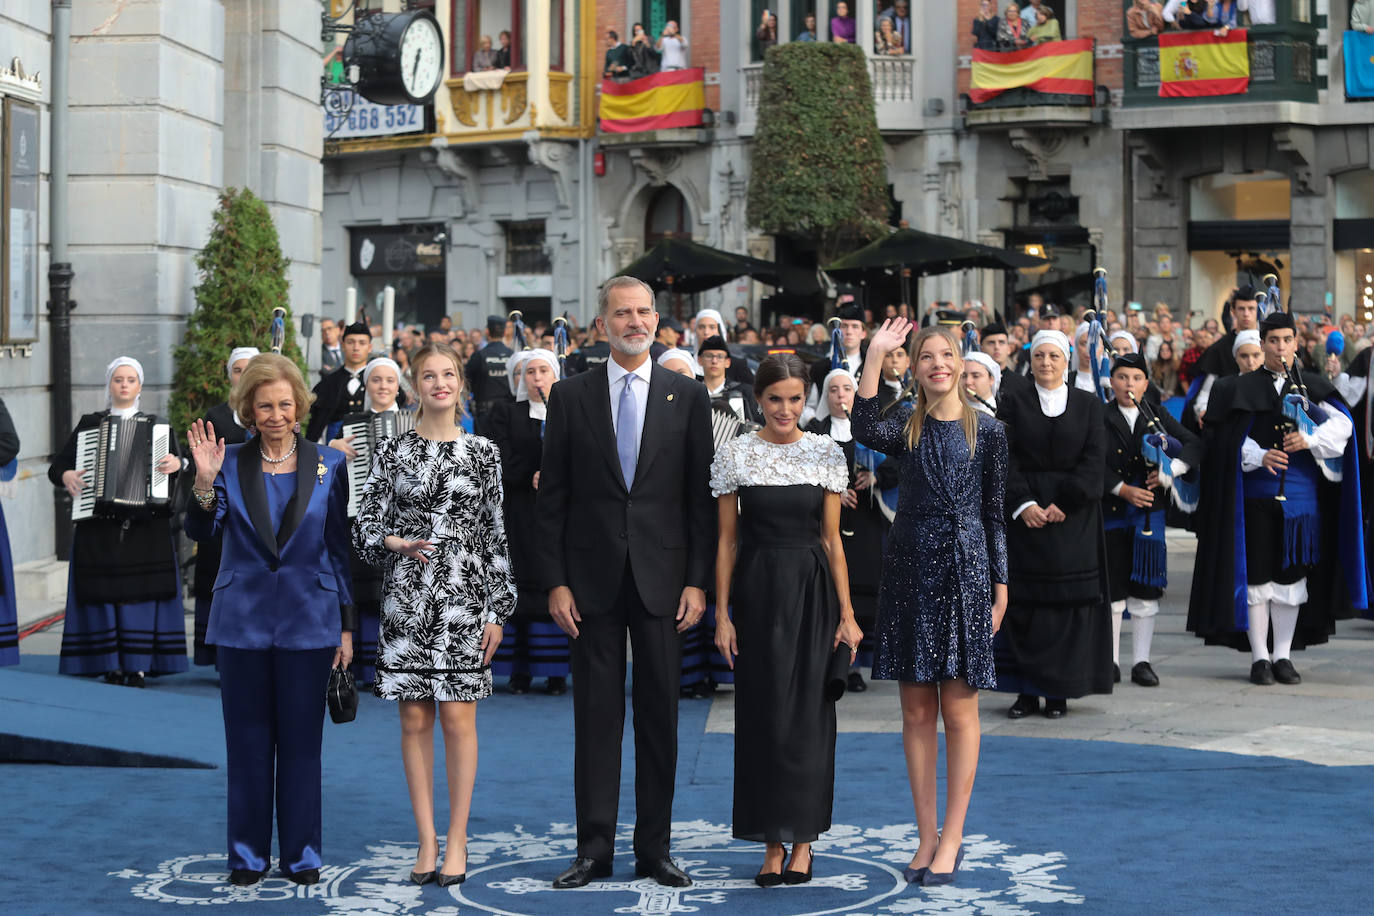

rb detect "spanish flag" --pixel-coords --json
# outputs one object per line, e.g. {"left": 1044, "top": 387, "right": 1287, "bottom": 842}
{"left": 1158, "top": 29, "right": 1249, "bottom": 97}
{"left": 600, "top": 68, "right": 705, "bottom": 133}
{"left": 969, "top": 38, "right": 1093, "bottom": 103}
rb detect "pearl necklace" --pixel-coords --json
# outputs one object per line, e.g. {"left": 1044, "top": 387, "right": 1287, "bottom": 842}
{"left": 260, "top": 439, "right": 297, "bottom": 464}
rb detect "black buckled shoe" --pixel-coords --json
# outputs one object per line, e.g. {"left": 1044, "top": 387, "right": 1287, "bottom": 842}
{"left": 553, "top": 857, "right": 612, "bottom": 889}
{"left": 635, "top": 858, "right": 691, "bottom": 887}
{"left": 1272, "top": 658, "right": 1302, "bottom": 684}
{"left": 1250, "top": 660, "right": 1275, "bottom": 685}
{"left": 1007, "top": 694, "right": 1040, "bottom": 719}
{"left": 1130, "top": 661, "right": 1160, "bottom": 687}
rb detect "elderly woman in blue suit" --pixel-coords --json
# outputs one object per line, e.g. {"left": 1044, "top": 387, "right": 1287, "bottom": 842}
{"left": 184, "top": 353, "right": 356, "bottom": 888}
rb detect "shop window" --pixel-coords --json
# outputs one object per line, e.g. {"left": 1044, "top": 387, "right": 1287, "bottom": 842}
{"left": 505, "top": 221, "right": 551, "bottom": 274}
{"left": 452, "top": 0, "right": 524, "bottom": 75}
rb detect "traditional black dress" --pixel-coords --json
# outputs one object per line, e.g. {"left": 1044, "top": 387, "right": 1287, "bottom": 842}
{"left": 190, "top": 401, "right": 250, "bottom": 666}
{"left": 994, "top": 383, "right": 1113, "bottom": 699}
{"left": 0, "top": 397, "right": 18, "bottom": 666}
{"left": 805, "top": 413, "right": 895, "bottom": 669}
{"left": 484, "top": 397, "right": 571, "bottom": 685}
{"left": 49, "top": 410, "right": 188, "bottom": 678}
{"left": 852, "top": 399, "right": 1008, "bottom": 687}
{"left": 710, "top": 432, "right": 848, "bottom": 844}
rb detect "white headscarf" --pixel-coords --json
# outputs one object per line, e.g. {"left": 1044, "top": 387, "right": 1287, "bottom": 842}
{"left": 1030, "top": 329, "right": 1071, "bottom": 362}
{"left": 361, "top": 357, "right": 403, "bottom": 412}
{"left": 1109, "top": 330, "right": 1138, "bottom": 354}
{"left": 507, "top": 348, "right": 561, "bottom": 405}
{"left": 815, "top": 368, "right": 857, "bottom": 441}
{"left": 694, "top": 308, "right": 725, "bottom": 340}
{"left": 104, "top": 356, "right": 145, "bottom": 412}
{"left": 964, "top": 352, "right": 1002, "bottom": 395}
{"left": 656, "top": 347, "right": 701, "bottom": 378}
{"left": 1232, "top": 329, "right": 1262, "bottom": 358}
{"left": 226, "top": 347, "right": 260, "bottom": 381}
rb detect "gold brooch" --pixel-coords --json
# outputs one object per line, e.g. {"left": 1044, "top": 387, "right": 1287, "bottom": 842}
{"left": 667, "top": 394, "right": 675, "bottom": 401}
{"left": 316, "top": 460, "right": 327, "bottom": 484}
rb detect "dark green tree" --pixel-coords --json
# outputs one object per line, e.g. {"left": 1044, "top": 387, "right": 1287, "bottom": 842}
{"left": 745, "top": 42, "right": 889, "bottom": 264}
{"left": 171, "top": 188, "right": 304, "bottom": 431}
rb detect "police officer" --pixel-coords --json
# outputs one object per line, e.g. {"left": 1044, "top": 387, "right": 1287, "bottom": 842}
{"left": 565, "top": 321, "right": 611, "bottom": 376}
{"left": 464, "top": 314, "right": 515, "bottom": 434}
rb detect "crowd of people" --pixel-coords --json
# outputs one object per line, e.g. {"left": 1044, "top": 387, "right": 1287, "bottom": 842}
{"left": 7, "top": 273, "right": 1374, "bottom": 895}
{"left": 603, "top": 20, "right": 689, "bottom": 81}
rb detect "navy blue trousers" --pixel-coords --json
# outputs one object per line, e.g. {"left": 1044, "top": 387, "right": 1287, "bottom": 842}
{"left": 218, "top": 646, "right": 334, "bottom": 874}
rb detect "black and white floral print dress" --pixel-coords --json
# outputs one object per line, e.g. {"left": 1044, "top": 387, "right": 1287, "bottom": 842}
{"left": 353, "top": 430, "right": 517, "bottom": 701}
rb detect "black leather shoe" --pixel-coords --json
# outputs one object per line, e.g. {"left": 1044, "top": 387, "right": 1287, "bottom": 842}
{"left": 1250, "top": 660, "right": 1275, "bottom": 685}
{"left": 1043, "top": 699, "right": 1067, "bottom": 718}
{"left": 635, "top": 858, "right": 691, "bottom": 887}
{"left": 284, "top": 868, "right": 319, "bottom": 885}
{"left": 1113, "top": 663, "right": 1121, "bottom": 684}
{"left": 553, "top": 857, "right": 612, "bottom": 889}
{"left": 124, "top": 671, "right": 147, "bottom": 688}
{"left": 436, "top": 870, "right": 466, "bottom": 887}
{"left": 508, "top": 674, "right": 532, "bottom": 695}
{"left": 543, "top": 676, "right": 568, "bottom": 696}
{"left": 1007, "top": 694, "right": 1039, "bottom": 718}
{"left": 229, "top": 869, "right": 263, "bottom": 886}
{"left": 1272, "top": 658, "right": 1302, "bottom": 684}
{"left": 846, "top": 671, "right": 868, "bottom": 693}
{"left": 782, "top": 847, "right": 814, "bottom": 885}
{"left": 410, "top": 869, "right": 435, "bottom": 886}
{"left": 1130, "top": 661, "right": 1160, "bottom": 687}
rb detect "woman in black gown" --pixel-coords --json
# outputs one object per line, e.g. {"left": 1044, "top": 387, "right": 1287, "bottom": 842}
{"left": 994, "top": 329, "right": 1113, "bottom": 718}
{"left": 712, "top": 354, "right": 862, "bottom": 887}
{"left": 853, "top": 321, "right": 1008, "bottom": 887}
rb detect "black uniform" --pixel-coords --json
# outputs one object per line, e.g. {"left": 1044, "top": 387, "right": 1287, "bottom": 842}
{"left": 305, "top": 364, "right": 366, "bottom": 443}
{"left": 565, "top": 339, "right": 610, "bottom": 376}
{"left": 464, "top": 341, "right": 515, "bottom": 434}
{"left": 191, "top": 402, "right": 252, "bottom": 665}
{"left": 708, "top": 379, "right": 763, "bottom": 425}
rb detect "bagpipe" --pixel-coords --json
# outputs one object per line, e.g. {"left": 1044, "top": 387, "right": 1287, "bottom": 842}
{"left": 1081, "top": 268, "right": 1116, "bottom": 403}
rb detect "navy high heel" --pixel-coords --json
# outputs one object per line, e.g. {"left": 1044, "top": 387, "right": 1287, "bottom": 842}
{"left": 921, "top": 846, "right": 964, "bottom": 886}
{"left": 901, "top": 865, "right": 927, "bottom": 884}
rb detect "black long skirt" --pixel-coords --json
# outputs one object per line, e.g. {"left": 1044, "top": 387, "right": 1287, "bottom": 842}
{"left": 993, "top": 601, "right": 1114, "bottom": 699}
{"left": 732, "top": 484, "right": 839, "bottom": 844}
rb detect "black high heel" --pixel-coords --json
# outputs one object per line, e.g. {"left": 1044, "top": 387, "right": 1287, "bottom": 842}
{"left": 411, "top": 838, "right": 438, "bottom": 886}
{"left": 782, "top": 846, "right": 814, "bottom": 885}
{"left": 754, "top": 844, "right": 787, "bottom": 887}
{"left": 437, "top": 843, "right": 467, "bottom": 887}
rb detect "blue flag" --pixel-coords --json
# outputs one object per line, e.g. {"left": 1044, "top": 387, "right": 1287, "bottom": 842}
{"left": 1345, "top": 31, "right": 1374, "bottom": 99}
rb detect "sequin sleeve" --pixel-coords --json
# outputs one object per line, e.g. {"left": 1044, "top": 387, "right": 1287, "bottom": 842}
{"left": 851, "top": 394, "right": 908, "bottom": 456}
{"left": 980, "top": 416, "right": 1009, "bottom": 585}
{"left": 819, "top": 436, "right": 850, "bottom": 494}
{"left": 709, "top": 438, "right": 738, "bottom": 497}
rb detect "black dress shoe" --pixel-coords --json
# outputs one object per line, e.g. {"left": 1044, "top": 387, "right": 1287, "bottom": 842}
{"left": 553, "top": 857, "right": 612, "bottom": 889}
{"left": 284, "top": 868, "right": 319, "bottom": 885}
{"left": 229, "top": 869, "right": 263, "bottom": 886}
{"left": 1113, "top": 663, "right": 1121, "bottom": 684}
{"left": 543, "top": 676, "right": 568, "bottom": 696}
{"left": 1007, "top": 694, "right": 1040, "bottom": 718}
{"left": 782, "top": 847, "right": 814, "bottom": 885}
{"left": 410, "top": 869, "right": 435, "bottom": 886}
{"left": 1272, "top": 658, "right": 1302, "bottom": 684}
{"left": 755, "top": 846, "right": 787, "bottom": 888}
{"left": 1250, "top": 660, "right": 1275, "bottom": 685}
{"left": 635, "top": 858, "right": 691, "bottom": 887}
{"left": 1042, "top": 699, "right": 1067, "bottom": 718}
{"left": 846, "top": 671, "right": 868, "bottom": 693}
{"left": 436, "top": 870, "right": 466, "bottom": 887}
{"left": 124, "top": 671, "right": 147, "bottom": 688}
{"left": 1130, "top": 661, "right": 1160, "bottom": 687}
{"left": 508, "top": 674, "right": 532, "bottom": 695}
{"left": 103, "top": 671, "right": 124, "bottom": 685}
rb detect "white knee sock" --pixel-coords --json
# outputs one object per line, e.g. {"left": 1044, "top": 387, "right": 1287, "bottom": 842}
{"left": 1128, "top": 599, "right": 1158, "bottom": 665}
{"left": 1270, "top": 601, "right": 1300, "bottom": 661}
{"left": 1247, "top": 600, "right": 1271, "bottom": 663}
{"left": 1110, "top": 600, "right": 1126, "bottom": 665}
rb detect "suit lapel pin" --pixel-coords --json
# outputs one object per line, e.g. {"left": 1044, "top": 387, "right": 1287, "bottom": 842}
{"left": 317, "top": 459, "right": 327, "bottom": 484}
{"left": 667, "top": 393, "right": 675, "bottom": 401}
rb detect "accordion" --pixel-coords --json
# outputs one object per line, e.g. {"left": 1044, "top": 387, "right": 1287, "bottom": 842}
{"left": 710, "top": 400, "right": 759, "bottom": 455}
{"left": 342, "top": 410, "right": 416, "bottom": 517}
{"left": 71, "top": 414, "right": 172, "bottom": 521}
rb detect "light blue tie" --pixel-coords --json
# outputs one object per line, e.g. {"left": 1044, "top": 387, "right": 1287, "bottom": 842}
{"left": 616, "top": 374, "right": 638, "bottom": 488}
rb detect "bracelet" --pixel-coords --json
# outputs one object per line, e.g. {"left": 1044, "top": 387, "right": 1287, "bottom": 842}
{"left": 192, "top": 487, "right": 216, "bottom": 511}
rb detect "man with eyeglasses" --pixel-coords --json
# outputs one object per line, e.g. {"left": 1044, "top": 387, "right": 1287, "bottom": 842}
{"left": 698, "top": 336, "right": 762, "bottom": 425}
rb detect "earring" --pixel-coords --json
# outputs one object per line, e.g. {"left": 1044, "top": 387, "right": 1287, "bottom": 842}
{"left": 293, "top": 421, "right": 301, "bottom": 434}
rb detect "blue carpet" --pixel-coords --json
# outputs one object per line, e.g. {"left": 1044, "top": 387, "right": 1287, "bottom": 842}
{"left": 1, "top": 655, "right": 1369, "bottom": 915}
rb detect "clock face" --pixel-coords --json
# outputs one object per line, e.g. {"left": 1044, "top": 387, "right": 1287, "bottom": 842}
{"left": 399, "top": 15, "right": 443, "bottom": 102}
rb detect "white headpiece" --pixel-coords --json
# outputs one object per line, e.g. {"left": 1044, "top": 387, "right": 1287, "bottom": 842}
{"left": 104, "top": 356, "right": 145, "bottom": 410}
{"left": 656, "top": 347, "right": 701, "bottom": 378}
{"left": 1232, "top": 329, "right": 1262, "bottom": 358}
{"left": 1030, "top": 329, "right": 1072, "bottom": 362}
{"left": 963, "top": 352, "right": 1002, "bottom": 395}
{"left": 814, "top": 368, "right": 858, "bottom": 425}
{"left": 694, "top": 309, "right": 725, "bottom": 333}
{"left": 507, "top": 348, "right": 561, "bottom": 402}
{"left": 361, "top": 357, "right": 403, "bottom": 411}
{"left": 226, "top": 347, "right": 261, "bottom": 381}
{"left": 1109, "top": 330, "right": 1137, "bottom": 354}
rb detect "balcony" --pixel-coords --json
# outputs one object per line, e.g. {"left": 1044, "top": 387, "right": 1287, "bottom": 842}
{"left": 961, "top": 38, "right": 1098, "bottom": 130}
{"left": 1116, "top": 23, "right": 1318, "bottom": 129}
{"left": 738, "top": 55, "right": 919, "bottom": 137}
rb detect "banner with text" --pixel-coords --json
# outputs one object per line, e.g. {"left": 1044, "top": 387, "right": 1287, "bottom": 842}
{"left": 325, "top": 91, "right": 424, "bottom": 139}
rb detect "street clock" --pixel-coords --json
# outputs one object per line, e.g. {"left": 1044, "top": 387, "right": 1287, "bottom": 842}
{"left": 344, "top": 10, "right": 445, "bottom": 106}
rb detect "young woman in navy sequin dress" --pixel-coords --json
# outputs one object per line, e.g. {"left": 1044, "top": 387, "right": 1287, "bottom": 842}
{"left": 853, "top": 320, "right": 1008, "bottom": 888}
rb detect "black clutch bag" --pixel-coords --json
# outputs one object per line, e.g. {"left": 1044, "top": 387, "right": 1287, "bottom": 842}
{"left": 824, "top": 645, "right": 852, "bottom": 702}
{"left": 327, "top": 666, "right": 358, "bottom": 724}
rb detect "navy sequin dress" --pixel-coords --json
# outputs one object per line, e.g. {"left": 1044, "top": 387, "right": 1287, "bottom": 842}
{"left": 851, "top": 397, "right": 1008, "bottom": 688}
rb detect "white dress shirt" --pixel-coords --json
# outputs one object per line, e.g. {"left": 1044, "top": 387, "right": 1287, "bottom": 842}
{"left": 1240, "top": 372, "right": 1353, "bottom": 480}
{"left": 607, "top": 356, "right": 653, "bottom": 461}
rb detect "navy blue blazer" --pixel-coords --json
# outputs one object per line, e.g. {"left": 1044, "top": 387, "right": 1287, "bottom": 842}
{"left": 184, "top": 437, "right": 355, "bottom": 651}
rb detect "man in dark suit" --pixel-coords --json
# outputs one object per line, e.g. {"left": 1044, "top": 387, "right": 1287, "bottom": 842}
{"left": 536, "top": 276, "right": 714, "bottom": 891}
{"left": 305, "top": 321, "right": 372, "bottom": 442}
{"left": 319, "top": 317, "right": 343, "bottom": 379}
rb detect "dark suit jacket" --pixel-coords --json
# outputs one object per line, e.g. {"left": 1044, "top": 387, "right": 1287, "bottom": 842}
{"left": 306, "top": 365, "right": 365, "bottom": 442}
{"left": 184, "top": 437, "right": 355, "bottom": 650}
{"left": 535, "top": 361, "right": 714, "bottom": 615}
